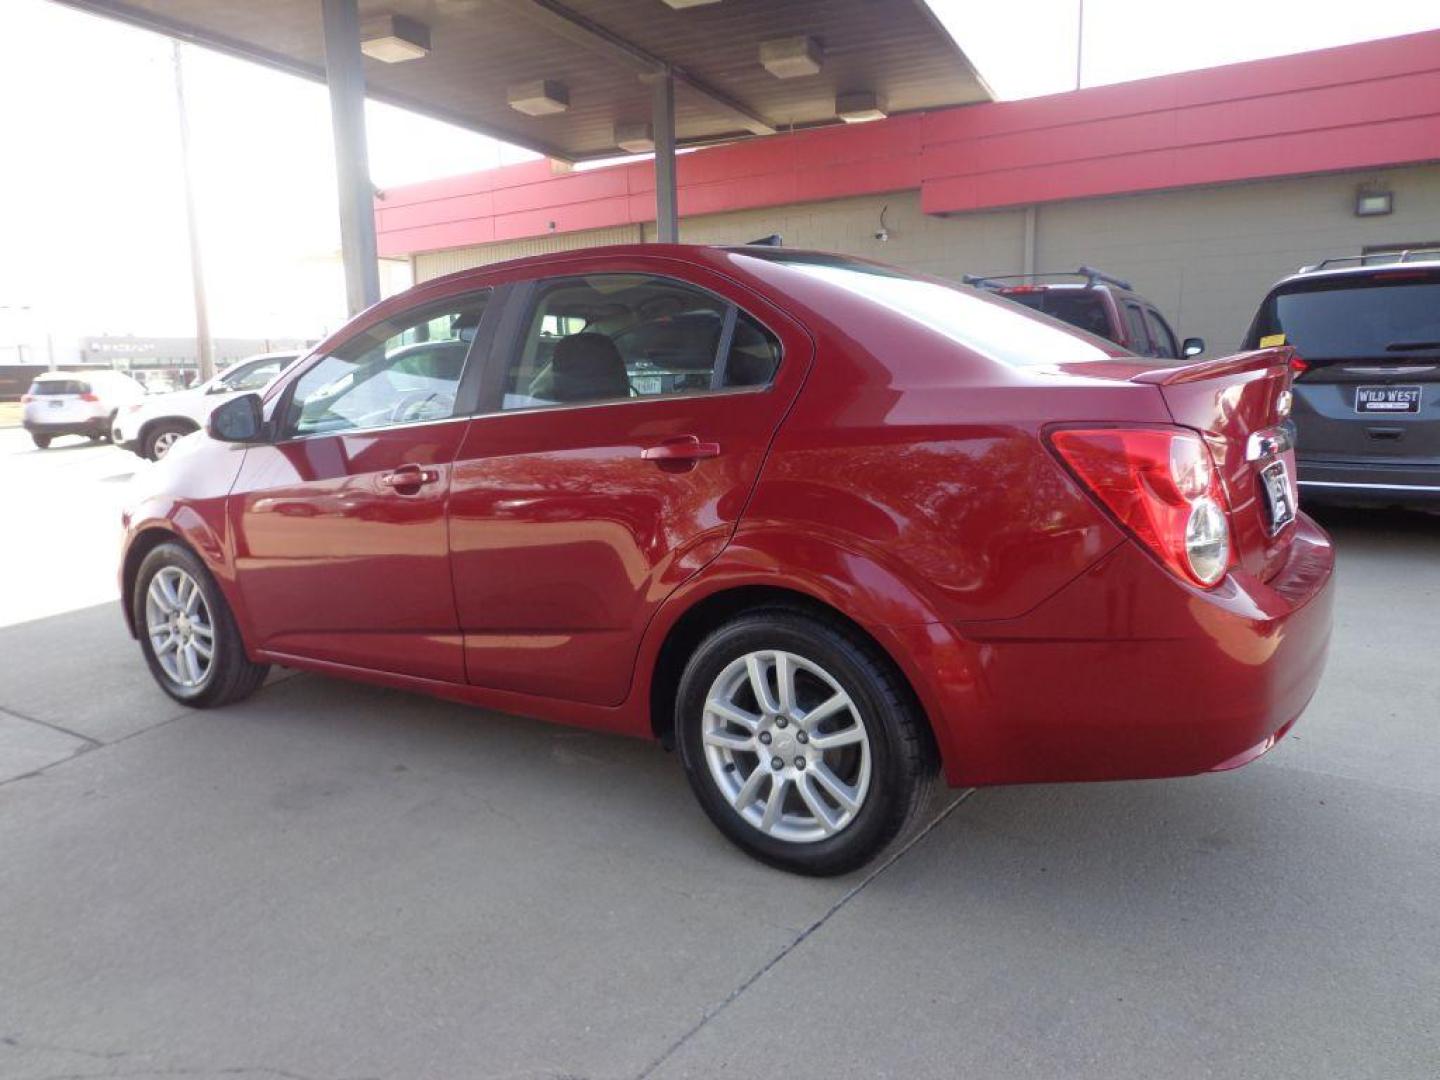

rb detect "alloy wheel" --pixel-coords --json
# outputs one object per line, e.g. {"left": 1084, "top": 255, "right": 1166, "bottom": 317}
{"left": 152, "top": 430, "right": 182, "bottom": 458}
{"left": 701, "top": 649, "right": 872, "bottom": 843}
{"left": 144, "top": 566, "right": 215, "bottom": 689}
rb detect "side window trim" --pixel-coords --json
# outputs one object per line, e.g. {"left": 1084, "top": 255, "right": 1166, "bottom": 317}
{"left": 271, "top": 285, "right": 497, "bottom": 442}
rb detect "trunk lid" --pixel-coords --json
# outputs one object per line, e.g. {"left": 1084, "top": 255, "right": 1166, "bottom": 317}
{"left": 1131, "top": 348, "right": 1298, "bottom": 582}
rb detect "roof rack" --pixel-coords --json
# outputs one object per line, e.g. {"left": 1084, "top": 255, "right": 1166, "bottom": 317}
{"left": 961, "top": 265, "right": 1133, "bottom": 291}
{"left": 1299, "top": 247, "right": 1440, "bottom": 273}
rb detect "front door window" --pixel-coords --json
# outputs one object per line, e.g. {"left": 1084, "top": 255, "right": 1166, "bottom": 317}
{"left": 283, "top": 294, "right": 490, "bottom": 437}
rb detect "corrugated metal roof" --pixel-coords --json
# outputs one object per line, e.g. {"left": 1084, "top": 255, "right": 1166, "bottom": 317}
{"left": 54, "top": 0, "right": 990, "bottom": 161}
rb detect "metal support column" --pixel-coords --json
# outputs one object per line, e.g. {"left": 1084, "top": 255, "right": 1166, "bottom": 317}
{"left": 652, "top": 69, "right": 678, "bottom": 243}
{"left": 1023, "top": 205, "right": 1038, "bottom": 277}
{"left": 321, "top": 0, "right": 381, "bottom": 315}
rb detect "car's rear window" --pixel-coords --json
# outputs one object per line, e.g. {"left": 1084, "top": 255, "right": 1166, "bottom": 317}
{"left": 1248, "top": 273, "right": 1440, "bottom": 361}
{"left": 28, "top": 380, "right": 88, "bottom": 396}
{"left": 746, "top": 253, "right": 1119, "bottom": 367}
{"left": 1001, "top": 290, "right": 1113, "bottom": 339}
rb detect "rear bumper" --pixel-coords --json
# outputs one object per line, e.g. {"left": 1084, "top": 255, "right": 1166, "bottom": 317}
{"left": 23, "top": 417, "right": 108, "bottom": 437}
{"left": 1297, "top": 456, "right": 1440, "bottom": 505}
{"left": 903, "top": 514, "right": 1335, "bottom": 787}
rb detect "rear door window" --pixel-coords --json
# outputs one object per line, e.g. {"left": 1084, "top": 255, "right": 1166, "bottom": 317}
{"left": 1122, "top": 303, "right": 1152, "bottom": 354}
{"left": 1144, "top": 309, "right": 1179, "bottom": 359}
{"left": 501, "top": 274, "right": 780, "bottom": 410}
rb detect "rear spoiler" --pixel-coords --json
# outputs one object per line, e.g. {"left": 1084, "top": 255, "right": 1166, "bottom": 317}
{"left": 1130, "top": 346, "right": 1295, "bottom": 386}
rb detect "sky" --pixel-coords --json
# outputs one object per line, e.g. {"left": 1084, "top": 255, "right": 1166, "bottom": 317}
{"left": 2, "top": 0, "right": 1439, "bottom": 354}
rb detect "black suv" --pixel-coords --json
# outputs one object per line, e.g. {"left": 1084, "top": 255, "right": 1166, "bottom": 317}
{"left": 1244, "top": 251, "right": 1440, "bottom": 507}
{"left": 964, "top": 266, "right": 1204, "bottom": 360}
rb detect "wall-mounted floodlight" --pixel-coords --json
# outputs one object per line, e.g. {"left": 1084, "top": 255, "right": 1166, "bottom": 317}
{"left": 508, "top": 80, "right": 570, "bottom": 116}
{"left": 1355, "top": 186, "right": 1394, "bottom": 217}
{"left": 360, "top": 14, "right": 430, "bottom": 63}
{"left": 760, "top": 37, "right": 823, "bottom": 79}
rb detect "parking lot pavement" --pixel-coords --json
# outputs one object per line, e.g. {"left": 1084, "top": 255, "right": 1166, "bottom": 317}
{"left": 0, "top": 428, "right": 137, "bottom": 629}
{"left": 1, "top": 433, "right": 1438, "bottom": 1079}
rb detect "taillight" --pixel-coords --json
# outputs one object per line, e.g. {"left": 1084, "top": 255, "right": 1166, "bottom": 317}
{"left": 1288, "top": 354, "right": 1309, "bottom": 376}
{"left": 1049, "top": 426, "right": 1233, "bottom": 588}
{"left": 79, "top": 392, "right": 100, "bottom": 402}
{"left": 20, "top": 394, "right": 33, "bottom": 403}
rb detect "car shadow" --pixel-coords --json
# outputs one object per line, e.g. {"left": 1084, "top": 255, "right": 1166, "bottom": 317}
{"left": 1307, "top": 501, "right": 1440, "bottom": 537}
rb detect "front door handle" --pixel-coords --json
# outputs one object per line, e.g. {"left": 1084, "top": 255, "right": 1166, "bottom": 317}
{"left": 379, "top": 464, "right": 440, "bottom": 490}
{"left": 641, "top": 436, "right": 721, "bottom": 462}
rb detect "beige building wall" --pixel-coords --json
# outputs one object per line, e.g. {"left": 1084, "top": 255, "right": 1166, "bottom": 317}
{"left": 413, "top": 163, "right": 1440, "bottom": 358}
{"left": 1032, "top": 164, "right": 1440, "bottom": 355}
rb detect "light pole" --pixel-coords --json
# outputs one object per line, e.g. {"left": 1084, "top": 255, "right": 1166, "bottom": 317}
{"left": 172, "top": 40, "right": 216, "bottom": 383}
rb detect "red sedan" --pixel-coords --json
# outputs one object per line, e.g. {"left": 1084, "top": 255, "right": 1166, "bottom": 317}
{"left": 119, "top": 246, "right": 1334, "bottom": 875}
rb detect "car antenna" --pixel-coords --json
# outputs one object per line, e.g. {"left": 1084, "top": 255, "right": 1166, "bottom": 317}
{"left": 747, "top": 233, "right": 783, "bottom": 247}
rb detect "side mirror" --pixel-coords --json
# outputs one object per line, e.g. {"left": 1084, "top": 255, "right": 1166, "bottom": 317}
{"left": 1182, "top": 337, "right": 1205, "bottom": 358}
{"left": 207, "top": 393, "right": 265, "bottom": 443}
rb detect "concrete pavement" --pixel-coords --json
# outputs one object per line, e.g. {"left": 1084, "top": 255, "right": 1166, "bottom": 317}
{"left": 0, "top": 433, "right": 1437, "bottom": 1079}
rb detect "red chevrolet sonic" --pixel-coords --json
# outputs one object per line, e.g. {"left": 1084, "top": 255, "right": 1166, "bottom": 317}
{"left": 119, "top": 246, "right": 1334, "bottom": 874}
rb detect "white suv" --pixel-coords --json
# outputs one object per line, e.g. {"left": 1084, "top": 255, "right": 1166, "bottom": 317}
{"left": 113, "top": 352, "right": 301, "bottom": 460}
{"left": 21, "top": 370, "right": 147, "bottom": 449}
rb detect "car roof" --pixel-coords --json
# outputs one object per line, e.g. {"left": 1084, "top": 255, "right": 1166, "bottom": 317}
{"left": 1276, "top": 256, "right": 1440, "bottom": 287}
{"left": 227, "top": 351, "right": 301, "bottom": 365}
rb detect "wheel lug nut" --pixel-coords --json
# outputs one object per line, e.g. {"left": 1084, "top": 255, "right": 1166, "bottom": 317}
{"left": 796, "top": 731, "right": 808, "bottom": 744}
{"left": 770, "top": 756, "right": 784, "bottom": 771}
{"left": 794, "top": 757, "right": 806, "bottom": 770}
{"left": 775, "top": 717, "right": 788, "bottom": 729}
{"left": 758, "top": 731, "right": 772, "bottom": 745}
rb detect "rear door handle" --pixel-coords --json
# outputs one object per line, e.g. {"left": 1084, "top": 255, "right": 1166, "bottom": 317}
{"left": 641, "top": 436, "right": 721, "bottom": 462}
{"left": 379, "top": 464, "right": 440, "bottom": 489}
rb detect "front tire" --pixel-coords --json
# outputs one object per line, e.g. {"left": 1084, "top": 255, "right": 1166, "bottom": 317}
{"left": 31, "top": 434, "right": 51, "bottom": 449}
{"left": 676, "top": 610, "right": 934, "bottom": 876}
{"left": 133, "top": 542, "right": 269, "bottom": 707}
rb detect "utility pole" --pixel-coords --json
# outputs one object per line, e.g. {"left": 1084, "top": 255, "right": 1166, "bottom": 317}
{"left": 172, "top": 40, "right": 215, "bottom": 382}
{"left": 1076, "top": 0, "right": 1085, "bottom": 91}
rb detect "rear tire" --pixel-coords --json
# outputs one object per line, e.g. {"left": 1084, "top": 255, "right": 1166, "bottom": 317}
{"left": 676, "top": 609, "right": 934, "bottom": 876}
{"left": 143, "top": 421, "right": 195, "bottom": 461}
{"left": 133, "top": 542, "right": 269, "bottom": 708}
{"left": 31, "top": 434, "right": 51, "bottom": 449}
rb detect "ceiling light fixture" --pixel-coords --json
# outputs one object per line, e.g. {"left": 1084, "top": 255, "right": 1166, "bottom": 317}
{"left": 759, "top": 36, "right": 823, "bottom": 79}
{"left": 614, "top": 121, "right": 655, "bottom": 153}
{"left": 836, "top": 91, "right": 886, "bottom": 123}
{"left": 360, "top": 14, "right": 430, "bottom": 63}
{"left": 661, "top": 0, "right": 723, "bottom": 7}
{"left": 508, "top": 79, "right": 570, "bottom": 116}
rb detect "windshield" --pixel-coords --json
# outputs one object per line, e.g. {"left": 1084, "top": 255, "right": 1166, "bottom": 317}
{"left": 749, "top": 253, "right": 1121, "bottom": 367}
{"left": 1251, "top": 274, "right": 1440, "bottom": 360}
